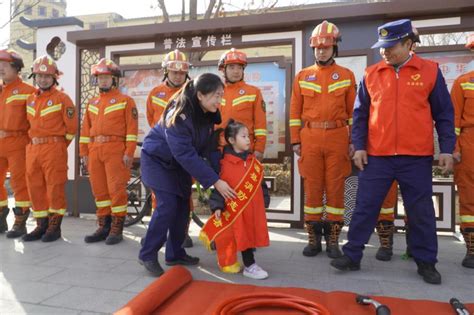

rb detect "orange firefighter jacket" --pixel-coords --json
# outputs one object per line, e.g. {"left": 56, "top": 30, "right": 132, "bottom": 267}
{"left": 80, "top": 88, "right": 138, "bottom": 157}
{"left": 146, "top": 82, "right": 180, "bottom": 127}
{"left": 451, "top": 70, "right": 474, "bottom": 149}
{"left": 289, "top": 62, "right": 356, "bottom": 144}
{"left": 0, "top": 77, "right": 36, "bottom": 132}
{"left": 26, "top": 87, "right": 77, "bottom": 144}
{"left": 216, "top": 81, "right": 267, "bottom": 154}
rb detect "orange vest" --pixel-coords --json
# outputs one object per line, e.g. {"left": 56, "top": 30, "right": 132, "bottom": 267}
{"left": 451, "top": 70, "right": 474, "bottom": 140}
{"left": 146, "top": 82, "right": 180, "bottom": 127}
{"left": 216, "top": 81, "right": 267, "bottom": 154}
{"left": 289, "top": 62, "right": 356, "bottom": 144}
{"left": 26, "top": 87, "right": 77, "bottom": 142}
{"left": 365, "top": 55, "right": 438, "bottom": 156}
{"left": 79, "top": 88, "right": 138, "bottom": 157}
{"left": 0, "top": 77, "right": 36, "bottom": 132}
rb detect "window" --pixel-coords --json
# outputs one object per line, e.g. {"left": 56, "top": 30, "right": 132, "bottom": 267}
{"left": 89, "top": 22, "right": 107, "bottom": 30}
{"left": 52, "top": 9, "right": 59, "bottom": 18}
{"left": 38, "top": 6, "right": 47, "bottom": 16}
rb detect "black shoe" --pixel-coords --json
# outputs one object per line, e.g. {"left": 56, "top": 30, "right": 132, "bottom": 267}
{"left": 165, "top": 254, "right": 200, "bottom": 266}
{"left": 139, "top": 259, "right": 164, "bottom": 277}
{"left": 416, "top": 261, "right": 441, "bottom": 284}
{"left": 326, "top": 244, "right": 343, "bottom": 259}
{"left": 182, "top": 234, "right": 193, "bottom": 248}
{"left": 41, "top": 229, "right": 61, "bottom": 242}
{"left": 462, "top": 254, "right": 474, "bottom": 269}
{"left": 330, "top": 255, "right": 361, "bottom": 271}
{"left": 376, "top": 247, "right": 393, "bottom": 261}
{"left": 303, "top": 243, "right": 322, "bottom": 257}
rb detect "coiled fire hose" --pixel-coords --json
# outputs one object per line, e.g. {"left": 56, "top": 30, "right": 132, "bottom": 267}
{"left": 212, "top": 292, "right": 331, "bottom": 315}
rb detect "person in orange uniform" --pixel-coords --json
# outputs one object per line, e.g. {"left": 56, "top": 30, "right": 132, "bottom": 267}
{"left": 216, "top": 48, "right": 267, "bottom": 161}
{"left": 146, "top": 49, "right": 190, "bottom": 128}
{"left": 452, "top": 33, "right": 474, "bottom": 269}
{"left": 145, "top": 50, "right": 194, "bottom": 248}
{"left": 80, "top": 58, "right": 138, "bottom": 245}
{"left": 23, "top": 56, "right": 77, "bottom": 242}
{"left": 289, "top": 21, "right": 356, "bottom": 258}
{"left": 0, "top": 50, "right": 36, "bottom": 238}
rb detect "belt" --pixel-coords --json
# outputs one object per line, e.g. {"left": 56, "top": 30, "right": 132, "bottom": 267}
{"left": 305, "top": 120, "right": 348, "bottom": 129}
{"left": 0, "top": 130, "right": 27, "bottom": 139}
{"left": 91, "top": 135, "right": 125, "bottom": 143}
{"left": 31, "top": 136, "right": 66, "bottom": 145}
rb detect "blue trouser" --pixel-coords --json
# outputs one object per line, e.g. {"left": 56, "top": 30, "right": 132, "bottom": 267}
{"left": 139, "top": 189, "right": 190, "bottom": 262}
{"left": 343, "top": 155, "right": 438, "bottom": 264}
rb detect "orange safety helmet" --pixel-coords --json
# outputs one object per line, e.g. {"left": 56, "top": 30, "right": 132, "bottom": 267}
{"left": 31, "top": 55, "right": 61, "bottom": 77}
{"left": 91, "top": 58, "right": 121, "bottom": 77}
{"left": 218, "top": 48, "right": 247, "bottom": 71}
{"left": 466, "top": 33, "right": 474, "bottom": 49}
{"left": 0, "top": 49, "right": 24, "bottom": 70}
{"left": 310, "top": 20, "right": 341, "bottom": 48}
{"left": 162, "top": 50, "right": 190, "bottom": 73}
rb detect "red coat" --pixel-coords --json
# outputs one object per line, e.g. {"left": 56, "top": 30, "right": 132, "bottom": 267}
{"left": 218, "top": 151, "right": 269, "bottom": 251}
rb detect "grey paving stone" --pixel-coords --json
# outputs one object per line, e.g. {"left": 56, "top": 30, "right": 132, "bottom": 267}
{"left": 40, "top": 287, "right": 135, "bottom": 313}
{"left": 42, "top": 269, "right": 141, "bottom": 290}
{"left": 0, "top": 263, "right": 64, "bottom": 282}
{"left": 0, "top": 280, "right": 71, "bottom": 304}
{"left": 38, "top": 254, "right": 126, "bottom": 272}
{"left": 0, "top": 299, "right": 80, "bottom": 315}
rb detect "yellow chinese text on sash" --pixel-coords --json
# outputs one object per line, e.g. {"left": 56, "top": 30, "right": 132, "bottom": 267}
{"left": 199, "top": 158, "right": 264, "bottom": 251}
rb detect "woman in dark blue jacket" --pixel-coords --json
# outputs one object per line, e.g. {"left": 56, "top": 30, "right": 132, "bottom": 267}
{"left": 139, "top": 73, "right": 236, "bottom": 276}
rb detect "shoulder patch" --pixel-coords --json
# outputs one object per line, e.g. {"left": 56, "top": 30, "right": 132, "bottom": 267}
{"left": 261, "top": 100, "right": 266, "bottom": 113}
{"left": 66, "top": 107, "right": 75, "bottom": 119}
{"left": 132, "top": 107, "right": 138, "bottom": 119}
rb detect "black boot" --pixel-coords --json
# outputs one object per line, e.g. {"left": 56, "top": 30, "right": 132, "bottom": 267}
{"left": 461, "top": 228, "right": 474, "bottom": 269}
{"left": 22, "top": 217, "right": 49, "bottom": 241}
{"left": 324, "top": 221, "right": 343, "bottom": 259}
{"left": 42, "top": 214, "right": 63, "bottom": 242}
{"left": 302, "top": 221, "right": 322, "bottom": 257}
{"left": 330, "top": 255, "right": 361, "bottom": 271}
{"left": 105, "top": 216, "right": 125, "bottom": 245}
{"left": 0, "top": 206, "right": 9, "bottom": 233}
{"left": 6, "top": 207, "right": 29, "bottom": 238}
{"left": 84, "top": 215, "right": 112, "bottom": 243}
{"left": 416, "top": 261, "right": 441, "bottom": 284}
{"left": 375, "top": 220, "right": 394, "bottom": 261}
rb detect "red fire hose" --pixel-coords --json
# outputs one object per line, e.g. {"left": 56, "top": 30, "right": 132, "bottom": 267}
{"left": 213, "top": 292, "right": 331, "bottom": 315}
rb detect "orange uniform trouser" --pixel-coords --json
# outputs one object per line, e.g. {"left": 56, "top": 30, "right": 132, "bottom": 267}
{"left": 215, "top": 227, "right": 239, "bottom": 271}
{"left": 88, "top": 142, "right": 130, "bottom": 217}
{"left": 378, "top": 181, "right": 398, "bottom": 222}
{"left": 455, "top": 128, "right": 474, "bottom": 229}
{"left": 298, "top": 127, "right": 351, "bottom": 222}
{"left": 26, "top": 142, "right": 68, "bottom": 218}
{"left": 0, "top": 136, "right": 31, "bottom": 211}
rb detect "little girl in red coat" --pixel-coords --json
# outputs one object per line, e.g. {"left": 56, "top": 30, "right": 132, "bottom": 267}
{"left": 208, "top": 119, "right": 270, "bottom": 280}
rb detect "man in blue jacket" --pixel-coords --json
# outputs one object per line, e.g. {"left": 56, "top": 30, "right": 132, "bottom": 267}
{"left": 330, "top": 19, "right": 455, "bottom": 284}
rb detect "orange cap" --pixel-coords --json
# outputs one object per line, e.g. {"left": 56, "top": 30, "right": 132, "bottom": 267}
{"left": 310, "top": 20, "right": 341, "bottom": 48}
{"left": 91, "top": 58, "right": 121, "bottom": 77}
{"left": 31, "top": 55, "right": 61, "bottom": 77}
{"left": 218, "top": 48, "right": 247, "bottom": 70}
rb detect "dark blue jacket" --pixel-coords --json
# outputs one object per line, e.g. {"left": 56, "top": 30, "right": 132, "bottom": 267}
{"left": 140, "top": 104, "right": 220, "bottom": 197}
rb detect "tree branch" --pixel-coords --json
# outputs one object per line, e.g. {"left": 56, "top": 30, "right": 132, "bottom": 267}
{"left": 157, "top": 0, "right": 170, "bottom": 23}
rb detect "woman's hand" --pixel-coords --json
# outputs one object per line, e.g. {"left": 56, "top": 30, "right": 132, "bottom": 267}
{"left": 215, "top": 209, "right": 222, "bottom": 220}
{"left": 214, "top": 179, "right": 237, "bottom": 200}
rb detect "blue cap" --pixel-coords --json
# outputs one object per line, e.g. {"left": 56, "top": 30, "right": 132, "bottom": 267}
{"left": 371, "top": 19, "right": 413, "bottom": 49}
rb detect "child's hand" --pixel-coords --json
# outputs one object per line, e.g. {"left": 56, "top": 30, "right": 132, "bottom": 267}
{"left": 215, "top": 210, "right": 222, "bottom": 220}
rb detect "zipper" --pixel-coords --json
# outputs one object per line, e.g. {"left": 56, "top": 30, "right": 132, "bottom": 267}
{"left": 394, "top": 68, "right": 399, "bottom": 155}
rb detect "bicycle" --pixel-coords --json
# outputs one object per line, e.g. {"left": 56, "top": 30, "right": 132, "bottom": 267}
{"left": 124, "top": 142, "right": 210, "bottom": 228}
